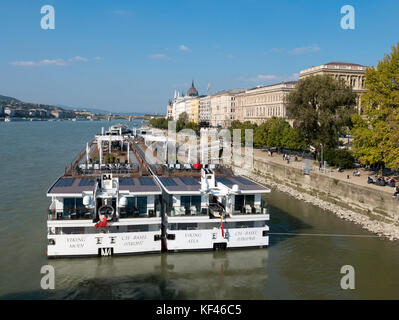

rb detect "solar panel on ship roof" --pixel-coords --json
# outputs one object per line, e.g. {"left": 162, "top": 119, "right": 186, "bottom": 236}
{"left": 159, "top": 177, "right": 178, "bottom": 186}
{"left": 139, "top": 177, "right": 156, "bottom": 186}
{"left": 55, "top": 178, "right": 75, "bottom": 187}
{"left": 216, "top": 177, "right": 234, "bottom": 185}
{"left": 179, "top": 177, "right": 198, "bottom": 186}
{"left": 78, "top": 178, "right": 95, "bottom": 187}
{"left": 119, "top": 178, "right": 135, "bottom": 186}
{"left": 233, "top": 176, "right": 256, "bottom": 185}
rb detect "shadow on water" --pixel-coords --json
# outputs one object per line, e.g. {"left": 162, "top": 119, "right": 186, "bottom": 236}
{"left": 1, "top": 249, "right": 269, "bottom": 300}
{"left": 264, "top": 192, "right": 313, "bottom": 248}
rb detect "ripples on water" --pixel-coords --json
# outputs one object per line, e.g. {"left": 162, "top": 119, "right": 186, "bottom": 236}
{"left": 0, "top": 121, "right": 398, "bottom": 300}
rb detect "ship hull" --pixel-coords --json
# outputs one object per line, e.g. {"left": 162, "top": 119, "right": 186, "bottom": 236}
{"left": 47, "top": 218, "right": 162, "bottom": 257}
{"left": 165, "top": 215, "right": 269, "bottom": 252}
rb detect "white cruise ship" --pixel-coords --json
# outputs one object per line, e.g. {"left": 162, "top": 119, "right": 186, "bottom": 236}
{"left": 132, "top": 134, "right": 271, "bottom": 252}
{"left": 46, "top": 124, "right": 163, "bottom": 257}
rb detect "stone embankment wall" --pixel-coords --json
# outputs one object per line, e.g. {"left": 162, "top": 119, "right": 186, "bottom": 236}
{"left": 233, "top": 158, "right": 399, "bottom": 240}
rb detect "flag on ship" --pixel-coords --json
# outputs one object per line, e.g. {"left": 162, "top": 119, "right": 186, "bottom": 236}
{"left": 94, "top": 217, "right": 108, "bottom": 228}
{"left": 220, "top": 216, "right": 224, "bottom": 238}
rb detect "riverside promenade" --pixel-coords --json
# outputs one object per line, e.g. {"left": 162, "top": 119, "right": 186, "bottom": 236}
{"left": 252, "top": 148, "right": 397, "bottom": 195}
{"left": 234, "top": 148, "right": 399, "bottom": 240}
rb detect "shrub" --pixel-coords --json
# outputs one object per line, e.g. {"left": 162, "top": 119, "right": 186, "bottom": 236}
{"left": 321, "top": 149, "right": 354, "bottom": 169}
{"left": 105, "top": 154, "right": 115, "bottom": 163}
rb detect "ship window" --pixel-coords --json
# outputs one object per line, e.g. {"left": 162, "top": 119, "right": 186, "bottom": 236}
{"left": 61, "top": 227, "right": 85, "bottom": 234}
{"left": 181, "top": 196, "right": 201, "bottom": 212}
{"left": 245, "top": 195, "right": 255, "bottom": 207}
{"left": 127, "top": 225, "right": 149, "bottom": 232}
{"left": 64, "top": 198, "right": 75, "bottom": 211}
{"left": 235, "top": 221, "right": 255, "bottom": 228}
{"left": 127, "top": 197, "right": 136, "bottom": 207}
{"left": 76, "top": 198, "right": 84, "bottom": 209}
{"left": 234, "top": 195, "right": 245, "bottom": 212}
{"left": 170, "top": 223, "right": 198, "bottom": 230}
{"left": 137, "top": 196, "right": 147, "bottom": 214}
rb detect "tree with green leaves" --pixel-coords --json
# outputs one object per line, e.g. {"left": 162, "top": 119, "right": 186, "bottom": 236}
{"left": 230, "top": 120, "right": 258, "bottom": 145}
{"left": 149, "top": 117, "right": 169, "bottom": 129}
{"left": 253, "top": 117, "right": 306, "bottom": 150}
{"left": 351, "top": 42, "right": 399, "bottom": 171}
{"left": 184, "top": 121, "right": 199, "bottom": 133}
{"left": 176, "top": 112, "right": 189, "bottom": 132}
{"left": 287, "top": 74, "right": 357, "bottom": 150}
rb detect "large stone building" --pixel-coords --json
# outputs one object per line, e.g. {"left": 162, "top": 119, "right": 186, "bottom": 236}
{"left": 299, "top": 62, "right": 366, "bottom": 113}
{"left": 199, "top": 95, "right": 211, "bottom": 125}
{"left": 166, "top": 62, "right": 366, "bottom": 126}
{"left": 166, "top": 101, "right": 174, "bottom": 119}
{"left": 189, "top": 97, "right": 200, "bottom": 123}
{"left": 210, "top": 89, "right": 244, "bottom": 128}
{"left": 238, "top": 81, "right": 297, "bottom": 125}
{"left": 168, "top": 81, "right": 199, "bottom": 121}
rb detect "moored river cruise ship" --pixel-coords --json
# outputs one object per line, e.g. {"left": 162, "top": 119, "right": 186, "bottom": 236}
{"left": 132, "top": 132, "right": 271, "bottom": 252}
{"left": 46, "top": 124, "right": 163, "bottom": 257}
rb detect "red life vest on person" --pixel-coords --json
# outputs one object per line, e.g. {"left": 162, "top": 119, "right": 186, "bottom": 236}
{"left": 193, "top": 163, "right": 202, "bottom": 170}
{"left": 94, "top": 216, "right": 108, "bottom": 228}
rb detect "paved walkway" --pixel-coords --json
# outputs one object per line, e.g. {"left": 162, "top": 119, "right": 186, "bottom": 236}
{"left": 252, "top": 148, "right": 397, "bottom": 195}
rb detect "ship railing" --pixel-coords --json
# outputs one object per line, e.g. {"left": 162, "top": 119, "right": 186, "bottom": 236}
{"left": 232, "top": 204, "right": 267, "bottom": 215}
{"left": 169, "top": 206, "right": 208, "bottom": 217}
{"left": 119, "top": 206, "right": 160, "bottom": 218}
{"left": 72, "top": 165, "right": 140, "bottom": 176}
{"left": 48, "top": 209, "right": 94, "bottom": 220}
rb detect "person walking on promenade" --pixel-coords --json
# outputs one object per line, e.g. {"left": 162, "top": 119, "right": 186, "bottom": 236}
{"left": 393, "top": 185, "right": 399, "bottom": 198}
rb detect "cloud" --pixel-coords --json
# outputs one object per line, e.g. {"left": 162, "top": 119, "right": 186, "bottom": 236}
{"left": 178, "top": 45, "right": 190, "bottom": 52}
{"left": 149, "top": 53, "right": 169, "bottom": 60}
{"left": 69, "top": 56, "right": 89, "bottom": 62}
{"left": 226, "top": 54, "right": 234, "bottom": 59}
{"left": 39, "top": 58, "right": 67, "bottom": 66}
{"left": 289, "top": 45, "right": 320, "bottom": 55}
{"left": 270, "top": 45, "right": 320, "bottom": 55}
{"left": 243, "top": 74, "right": 279, "bottom": 82}
{"left": 10, "top": 56, "right": 103, "bottom": 67}
{"left": 9, "top": 61, "right": 36, "bottom": 67}
{"left": 10, "top": 59, "right": 67, "bottom": 67}
{"left": 240, "top": 73, "right": 299, "bottom": 83}
{"left": 271, "top": 48, "right": 285, "bottom": 53}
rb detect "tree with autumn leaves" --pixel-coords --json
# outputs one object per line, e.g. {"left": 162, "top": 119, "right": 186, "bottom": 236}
{"left": 351, "top": 42, "right": 399, "bottom": 171}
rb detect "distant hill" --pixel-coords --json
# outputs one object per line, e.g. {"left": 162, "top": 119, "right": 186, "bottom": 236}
{"left": 55, "top": 104, "right": 111, "bottom": 115}
{"left": 0, "top": 94, "right": 155, "bottom": 116}
{"left": 56, "top": 104, "right": 150, "bottom": 116}
{"left": 0, "top": 95, "right": 20, "bottom": 103}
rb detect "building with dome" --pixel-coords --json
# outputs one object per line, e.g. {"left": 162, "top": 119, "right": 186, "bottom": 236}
{"left": 167, "top": 81, "right": 200, "bottom": 121}
{"left": 186, "top": 80, "right": 199, "bottom": 97}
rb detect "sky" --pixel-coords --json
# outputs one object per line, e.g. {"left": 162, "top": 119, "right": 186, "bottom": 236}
{"left": 0, "top": 0, "right": 398, "bottom": 114}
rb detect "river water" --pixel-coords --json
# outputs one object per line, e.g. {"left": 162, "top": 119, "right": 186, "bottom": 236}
{"left": 0, "top": 120, "right": 398, "bottom": 300}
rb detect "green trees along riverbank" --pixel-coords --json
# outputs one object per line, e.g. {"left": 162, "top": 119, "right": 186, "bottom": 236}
{"left": 351, "top": 42, "right": 399, "bottom": 171}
